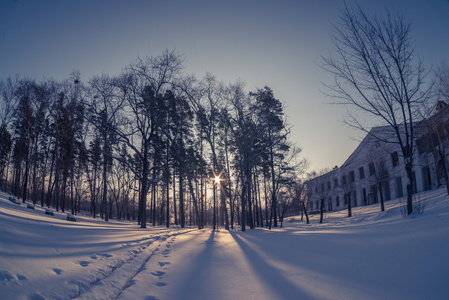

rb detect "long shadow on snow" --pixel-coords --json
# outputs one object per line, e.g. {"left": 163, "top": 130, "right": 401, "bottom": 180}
{"left": 172, "top": 230, "right": 216, "bottom": 299}
{"left": 229, "top": 231, "right": 315, "bottom": 300}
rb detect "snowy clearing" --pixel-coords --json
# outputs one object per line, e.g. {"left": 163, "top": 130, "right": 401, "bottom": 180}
{"left": 1, "top": 189, "right": 448, "bottom": 300}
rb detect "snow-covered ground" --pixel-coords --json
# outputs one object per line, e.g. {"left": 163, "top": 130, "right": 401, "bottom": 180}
{"left": 1, "top": 188, "right": 448, "bottom": 300}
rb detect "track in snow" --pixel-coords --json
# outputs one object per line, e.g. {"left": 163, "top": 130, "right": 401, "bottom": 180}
{"left": 71, "top": 230, "right": 186, "bottom": 300}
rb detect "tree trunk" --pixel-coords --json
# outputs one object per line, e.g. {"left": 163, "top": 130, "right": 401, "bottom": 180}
{"left": 103, "top": 150, "right": 108, "bottom": 222}
{"left": 22, "top": 156, "right": 30, "bottom": 203}
{"left": 220, "top": 184, "right": 229, "bottom": 230}
{"left": 241, "top": 174, "right": 247, "bottom": 231}
{"left": 247, "top": 167, "right": 254, "bottom": 229}
{"left": 347, "top": 193, "right": 352, "bottom": 218}
{"left": 406, "top": 162, "right": 413, "bottom": 215}
{"left": 179, "top": 167, "right": 185, "bottom": 228}
{"left": 320, "top": 198, "right": 325, "bottom": 223}
{"left": 166, "top": 169, "right": 170, "bottom": 228}
{"left": 378, "top": 183, "right": 385, "bottom": 212}
{"left": 54, "top": 158, "right": 60, "bottom": 212}
{"left": 438, "top": 149, "right": 449, "bottom": 196}
{"left": 301, "top": 201, "right": 309, "bottom": 224}
{"left": 140, "top": 148, "right": 149, "bottom": 229}
{"left": 173, "top": 172, "right": 177, "bottom": 225}
{"left": 213, "top": 181, "right": 216, "bottom": 230}
{"left": 187, "top": 174, "right": 201, "bottom": 229}
{"left": 270, "top": 144, "right": 277, "bottom": 227}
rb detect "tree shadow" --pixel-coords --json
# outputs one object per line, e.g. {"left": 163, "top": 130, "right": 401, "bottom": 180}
{"left": 171, "top": 230, "right": 216, "bottom": 299}
{"left": 229, "top": 231, "right": 316, "bottom": 300}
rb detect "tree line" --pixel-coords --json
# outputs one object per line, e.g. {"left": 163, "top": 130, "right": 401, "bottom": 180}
{"left": 0, "top": 50, "right": 308, "bottom": 230}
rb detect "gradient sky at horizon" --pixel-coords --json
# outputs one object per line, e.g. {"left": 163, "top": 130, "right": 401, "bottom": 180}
{"left": 1, "top": 0, "right": 448, "bottom": 172}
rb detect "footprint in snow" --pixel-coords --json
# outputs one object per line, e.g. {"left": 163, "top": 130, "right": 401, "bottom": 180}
{"left": 99, "top": 253, "right": 113, "bottom": 258}
{"left": 0, "top": 270, "right": 15, "bottom": 281}
{"left": 90, "top": 255, "right": 97, "bottom": 259}
{"left": 30, "top": 293, "right": 46, "bottom": 300}
{"left": 78, "top": 261, "right": 90, "bottom": 267}
{"left": 158, "top": 262, "right": 170, "bottom": 267}
{"left": 0, "top": 271, "right": 26, "bottom": 281}
{"left": 151, "top": 271, "right": 165, "bottom": 277}
{"left": 16, "top": 274, "right": 27, "bottom": 280}
{"left": 52, "top": 268, "right": 63, "bottom": 275}
{"left": 144, "top": 296, "right": 161, "bottom": 300}
{"left": 155, "top": 282, "right": 167, "bottom": 287}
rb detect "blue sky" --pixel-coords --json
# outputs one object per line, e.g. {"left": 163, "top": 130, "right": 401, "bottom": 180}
{"left": 1, "top": 0, "right": 448, "bottom": 172}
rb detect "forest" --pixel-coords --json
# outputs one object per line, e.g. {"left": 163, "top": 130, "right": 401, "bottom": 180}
{"left": 0, "top": 50, "right": 308, "bottom": 230}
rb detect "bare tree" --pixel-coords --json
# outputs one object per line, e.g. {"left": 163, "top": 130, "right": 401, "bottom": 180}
{"left": 322, "top": 4, "right": 433, "bottom": 215}
{"left": 0, "top": 76, "right": 20, "bottom": 191}
{"left": 417, "top": 105, "right": 449, "bottom": 195}
{"left": 85, "top": 74, "right": 125, "bottom": 221}
{"left": 368, "top": 147, "right": 390, "bottom": 211}
{"left": 115, "top": 50, "right": 183, "bottom": 228}
{"left": 309, "top": 170, "right": 332, "bottom": 223}
{"left": 436, "top": 63, "right": 449, "bottom": 102}
{"left": 340, "top": 173, "right": 356, "bottom": 218}
{"left": 295, "top": 182, "right": 309, "bottom": 224}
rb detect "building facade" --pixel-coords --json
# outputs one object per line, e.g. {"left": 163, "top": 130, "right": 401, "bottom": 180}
{"left": 306, "top": 102, "right": 449, "bottom": 213}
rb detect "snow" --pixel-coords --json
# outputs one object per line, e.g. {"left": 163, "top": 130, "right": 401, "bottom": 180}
{"left": 1, "top": 189, "right": 449, "bottom": 300}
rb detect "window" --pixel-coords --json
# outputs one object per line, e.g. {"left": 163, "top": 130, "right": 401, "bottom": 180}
{"left": 359, "top": 167, "right": 365, "bottom": 179}
{"left": 422, "top": 166, "right": 432, "bottom": 191}
{"left": 349, "top": 171, "right": 355, "bottom": 182}
{"left": 334, "top": 178, "right": 338, "bottom": 187}
{"left": 391, "top": 151, "right": 399, "bottom": 167}
{"left": 327, "top": 181, "right": 331, "bottom": 190}
{"left": 336, "top": 196, "right": 340, "bottom": 207}
{"left": 417, "top": 137, "right": 427, "bottom": 155}
{"left": 342, "top": 175, "right": 347, "bottom": 185}
{"left": 369, "top": 162, "right": 375, "bottom": 175}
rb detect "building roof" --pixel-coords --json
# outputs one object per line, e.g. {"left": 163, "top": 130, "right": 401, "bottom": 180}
{"left": 340, "top": 125, "right": 397, "bottom": 168}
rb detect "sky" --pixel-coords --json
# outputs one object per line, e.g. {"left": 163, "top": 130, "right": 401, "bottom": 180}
{"left": 1, "top": 0, "right": 448, "bottom": 172}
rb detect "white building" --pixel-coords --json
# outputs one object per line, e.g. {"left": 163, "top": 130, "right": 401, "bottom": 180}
{"left": 306, "top": 102, "right": 449, "bottom": 213}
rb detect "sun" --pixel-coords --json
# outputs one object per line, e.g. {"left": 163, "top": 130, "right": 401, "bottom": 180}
{"left": 214, "top": 176, "right": 220, "bottom": 184}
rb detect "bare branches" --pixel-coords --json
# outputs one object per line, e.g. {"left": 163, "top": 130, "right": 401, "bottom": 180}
{"left": 322, "top": 4, "right": 431, "bottom": 132}
{"left": 436, "top": 63, "right": 449, "bottom": 102}
{"left": 322, "top": 3, "right": 433, "bottom": 215}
